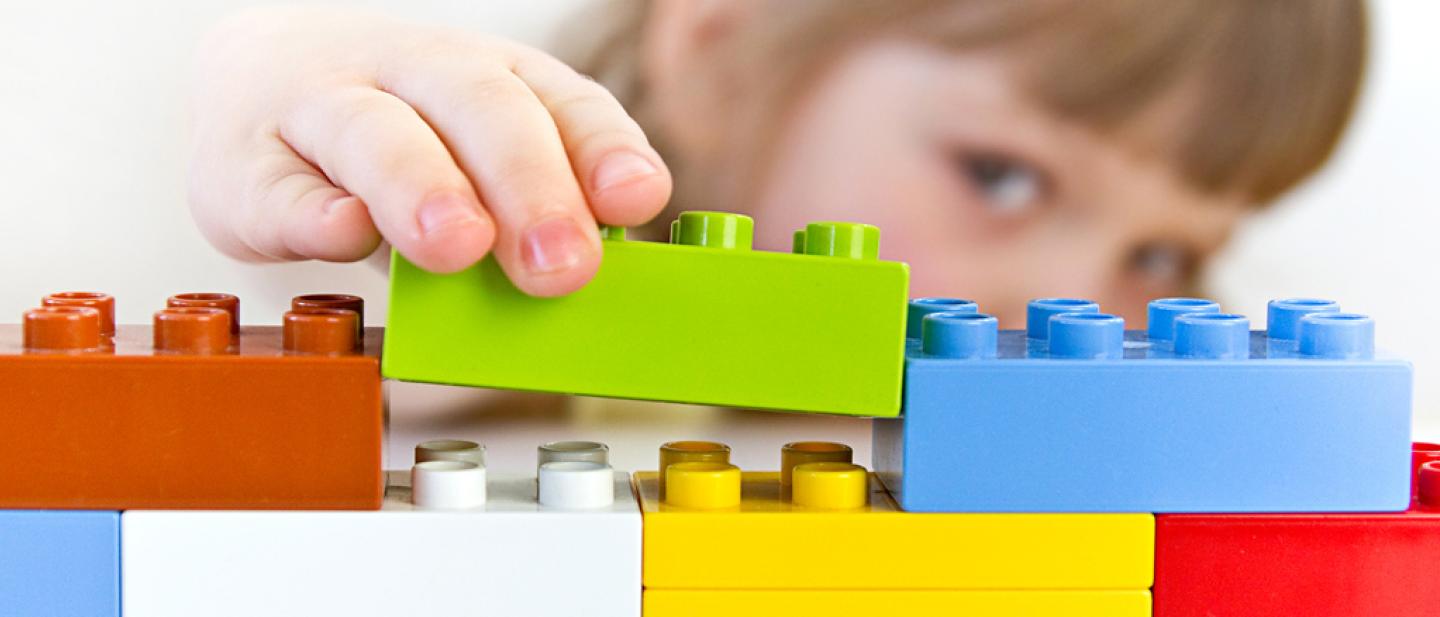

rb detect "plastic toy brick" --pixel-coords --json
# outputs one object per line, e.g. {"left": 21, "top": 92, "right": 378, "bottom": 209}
{"left": 875, "top": 297, "right": 1413, "bottom": 513}
{"left": 0, "top": 510, "right": 120, "bottom": 617}
{"left": 0, "top": 292, "right": 383, "bottom": 509}
{"left": 636, "top": 441, "right": 1153, "bottom": 590}
{"left": 643, "top": 590, "right": 1151, "bottom": 617}
{"left": 122, "top": 441, "right": 640, "bottom": 617}
{"left": 383, "top": 211, "right": 909, "bottom": 416}
{"left": 1152, "top": 442, "right": 1440, "bottom": 617}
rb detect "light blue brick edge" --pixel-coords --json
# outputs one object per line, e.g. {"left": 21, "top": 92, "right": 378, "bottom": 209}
{"left": 0, "top": 510, "right": 120, "bottom": 616}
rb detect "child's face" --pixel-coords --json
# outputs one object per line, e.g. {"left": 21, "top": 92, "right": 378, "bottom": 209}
{"left": 746, "top": 42, "right": 1248, "bottom": 327}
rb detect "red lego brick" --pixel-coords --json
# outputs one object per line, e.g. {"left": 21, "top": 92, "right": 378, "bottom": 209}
{"left": 0, "top": 292, "right": 383, "bottom": 510}
{"left": 1154, "top": 442, "right": 1440, "bottom": 617}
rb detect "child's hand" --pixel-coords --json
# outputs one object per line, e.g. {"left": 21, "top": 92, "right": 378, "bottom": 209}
{"left": 189, "top": 7, "right": 671, "bottom": 296}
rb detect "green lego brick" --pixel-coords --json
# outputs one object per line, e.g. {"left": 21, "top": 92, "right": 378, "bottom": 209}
{"left": 383, "top": 212, "right": 909, "bottom": 416}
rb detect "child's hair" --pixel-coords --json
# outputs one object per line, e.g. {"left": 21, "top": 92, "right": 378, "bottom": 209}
{"left": 558, "top": 0, "right": 1366, "bottom": 219}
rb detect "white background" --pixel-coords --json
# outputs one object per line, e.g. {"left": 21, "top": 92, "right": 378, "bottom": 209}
{"left": 1, "top": 0, "right": 1435, "bottom": 471}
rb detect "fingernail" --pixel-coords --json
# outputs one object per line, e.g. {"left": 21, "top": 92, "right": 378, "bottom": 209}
{"left": 417, "top": 193, "right": 481, "bottom": 235}
{"left": 592, "top": 151, "right": 658, "bottom": 193}
{"left": 522, "top": 217, "right": 592, "bottom": 274}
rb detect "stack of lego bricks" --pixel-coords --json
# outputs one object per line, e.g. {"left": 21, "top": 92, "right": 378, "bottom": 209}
{"left": 875, "top": 295, "right": 1420, "bottom": 615}
{"left": 0, "top": 290, "right": 652, "bottom": 616}
{"left": 4, "top": 210, "right": 1430, "bottom": 616}
{"left": 0, "top": 291, "right": 385, "bottom": 615}
{"left": 3, "top": 212, "right": 917, "bottom": 617}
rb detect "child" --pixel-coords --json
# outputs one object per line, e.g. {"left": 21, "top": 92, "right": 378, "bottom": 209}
{"left": 189, "top": 0, "right": 1366, "bottom": 328}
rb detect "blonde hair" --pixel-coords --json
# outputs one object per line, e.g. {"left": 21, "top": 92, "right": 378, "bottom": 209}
{"left": 559, "top": 0, "right": 1366, "bottom": 226}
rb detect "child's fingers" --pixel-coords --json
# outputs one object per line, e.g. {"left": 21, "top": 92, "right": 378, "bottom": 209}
{"left": 511, "top": 53, "right": 672, "bottom": 227}
{"left": 189, "top": 138, "right": 380, "bottom": 264}
{"left": 248, "top": 149, "right": 383, "bottom": 262}
{"left": 380, "top": 62, "right": 603, "bottom": 297}
{"left": 280, "top": 87, "right": 496, "bottom": 274}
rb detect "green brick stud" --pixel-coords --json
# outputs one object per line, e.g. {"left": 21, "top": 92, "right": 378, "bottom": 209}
{"left": 672, "top": 211, "right": 754, "bottom": 250}
{"left": 796, "top": 222, "right": 880, "bottom": 260}
{"left": 599, "top": 225, "right": 627, "bottom": 241}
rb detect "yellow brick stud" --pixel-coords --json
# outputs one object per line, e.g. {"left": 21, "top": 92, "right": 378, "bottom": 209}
{"left": 658, "top": 441, "right": 731, "bottom": 494}
{"left": 664, "top": 462, "right": 742, "bottom": 510}
{"left": 791, "top": 462, "right": 868, "bottom": 510}
{"left": 780, "top": 442, "right": 853, "bottom": 487}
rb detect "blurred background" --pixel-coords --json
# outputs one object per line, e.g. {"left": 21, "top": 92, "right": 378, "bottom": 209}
{"left": 2, "top": 0, "right": 1435, "bottom": 470}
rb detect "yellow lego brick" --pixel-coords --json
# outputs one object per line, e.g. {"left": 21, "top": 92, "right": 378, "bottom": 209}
{"left": 643, "top": 590, "right": 1152, "bottom": 617}
{"left": 635, "top": 471, "right": 1154, "bottom": 589}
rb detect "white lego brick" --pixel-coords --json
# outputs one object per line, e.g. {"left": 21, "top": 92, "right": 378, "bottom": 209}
{"left": 122, "top": 471, "right": 640, "bottom": 617}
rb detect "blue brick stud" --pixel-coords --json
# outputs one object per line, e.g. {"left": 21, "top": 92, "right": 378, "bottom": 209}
{"left": 1267, "top": 298, "right": 1340, "bottom": 340}
{"left": 921, "top": 311, "right": 998, "bottom": 359}
{"left": 1299, "top": 313, "right": 1375, "bottom": 359}
{"left": 1049, "top": 313, "right": 1125, "bottom": 359}
{"left": 1175, "top": 313, "right": 1251, "bottom": 359}
{"left": 907, "top": 298, "right": 977, "bottom": 339}
{"left": 1026, "top": 298, "right": 1099, "bottom": 340}
{"left": 1147, "top": 298, "right": 1221, "bottom": 341}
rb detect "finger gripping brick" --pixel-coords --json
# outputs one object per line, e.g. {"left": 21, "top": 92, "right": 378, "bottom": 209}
{"left": 382, "top": 211, "right": 909, "bottom": 416}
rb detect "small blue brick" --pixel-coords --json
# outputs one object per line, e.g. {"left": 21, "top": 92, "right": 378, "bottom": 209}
{"left": 0, "top": 510, "right": 120, "bottom": 616}
{"left": 874, "top": 298, "right": 1413, "bottom": 513}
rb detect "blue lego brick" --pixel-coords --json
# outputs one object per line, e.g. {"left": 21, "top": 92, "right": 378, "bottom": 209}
{"left": 0, "top": 510, "right": 120, "bottom": 616}
{"left": 874, "top": 298, "right": 1413, "bottom": 513}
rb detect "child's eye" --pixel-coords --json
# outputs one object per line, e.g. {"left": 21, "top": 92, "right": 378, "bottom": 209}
{"left": 1128, "top": 242, "right": 1196, "bottom": 286}
{"left": 963, "top": 154, "right": 1045, "bottom": 215}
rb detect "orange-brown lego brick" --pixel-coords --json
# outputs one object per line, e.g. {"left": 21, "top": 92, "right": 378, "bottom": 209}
{"left": 0, "top": 293, "right": 384, "bottom": 510}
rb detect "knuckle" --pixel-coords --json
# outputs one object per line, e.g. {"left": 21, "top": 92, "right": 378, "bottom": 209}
{"left": 546, "top": 87, "right": 622, "bottom": 119}
{"left": 247, "top": 152, "right": 315, "bottom": 207}
{"left": 311, "top": 92, "right": 436, "bottom": 181}
{"left": 325, "top": 90, "right": 402, "bottom": 143}
{"left": 488, "top": 154, "right": 560, "bottom": 185}
{"left": 447, "top": 73, "right": 534, "bottom": 112}
{"left": 570, "top": 128, "right": 652, "bottom": 159}
{"left": 508, "top": 47, "right": 573, "bottom": 78}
